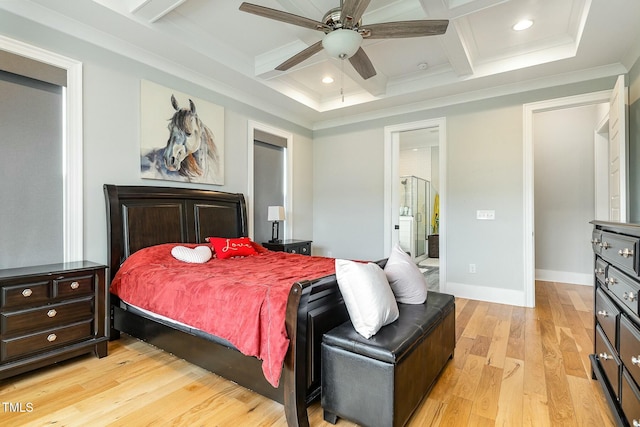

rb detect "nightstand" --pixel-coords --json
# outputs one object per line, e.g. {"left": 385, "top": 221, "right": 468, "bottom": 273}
{"left": 0, "top": 261, "right": 108, "bottom": 379}
{"left": 263, "top": 239, "right": 312, "bottom": 256}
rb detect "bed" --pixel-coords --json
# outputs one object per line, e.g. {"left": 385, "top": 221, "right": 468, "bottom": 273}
{"left": 104, "top": 184, "right": 373, "bottom": 427}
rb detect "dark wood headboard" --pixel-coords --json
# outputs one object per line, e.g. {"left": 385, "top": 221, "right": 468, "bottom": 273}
{"left": 104, "top": 184, "right": 248, "bottom": 282}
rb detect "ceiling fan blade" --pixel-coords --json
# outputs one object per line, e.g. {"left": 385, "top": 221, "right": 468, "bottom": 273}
{"left": 364, "top": 20, "right": 449, "bottom": 39}
{"left": 349, "top": 47, "right": 377, "bottom": 80}
{"left": 239, "top": 2, "right": 328, "bottom": 32}
{"left": 341, "top": 0, "right": 371, "bottom": 29}
{"left": 275, "top": 41, "right": 324, "bottom": 71}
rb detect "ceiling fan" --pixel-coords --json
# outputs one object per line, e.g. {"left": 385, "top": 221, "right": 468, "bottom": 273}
{"left": 239, "top": 0, "right": 449, "bottom": 80}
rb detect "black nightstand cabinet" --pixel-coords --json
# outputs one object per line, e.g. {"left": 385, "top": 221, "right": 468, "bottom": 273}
{"left": 263, "top": 239, "right": 312, "bottom": 256}
{"left": 0, "top": 261, "right": 108, "bottom": 379}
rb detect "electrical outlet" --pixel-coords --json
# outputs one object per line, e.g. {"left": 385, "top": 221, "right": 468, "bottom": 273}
{"left": 469, "top": 264, "right": 476, "bottom": 273}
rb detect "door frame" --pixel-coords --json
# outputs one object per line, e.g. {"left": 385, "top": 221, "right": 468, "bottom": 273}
{"left": 0, "top": 35, "right": 83, "bottom": 262}
{"left": 247, "top": 120, "right": 293, "bottom": 240}
{"left": 384, "top": 117, "right": 447, "bottom": 291}
{"left": 523, "top": 89, "right": 612, "bottom": 307}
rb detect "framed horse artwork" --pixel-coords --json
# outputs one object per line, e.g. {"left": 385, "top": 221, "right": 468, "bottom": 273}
{"left": 140, "top": 79, "right": 224, "bottom": 185}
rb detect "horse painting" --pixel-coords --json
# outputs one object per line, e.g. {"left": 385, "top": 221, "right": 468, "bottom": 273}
{"left": 141, "top": 90, "right": 223, "bottom": 185}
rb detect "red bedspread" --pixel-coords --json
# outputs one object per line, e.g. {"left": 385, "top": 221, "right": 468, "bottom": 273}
{"left": 110, "top": 243, "right": 336, "bottom": 387}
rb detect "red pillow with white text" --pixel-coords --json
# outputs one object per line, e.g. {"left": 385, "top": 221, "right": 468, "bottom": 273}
{"left": 207, "top": 237, "right": 258, "bottom": 259}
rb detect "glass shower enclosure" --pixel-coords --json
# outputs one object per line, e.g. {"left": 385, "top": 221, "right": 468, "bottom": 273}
{"left": 399, "top": 176, "right": 430, "bottom": 261}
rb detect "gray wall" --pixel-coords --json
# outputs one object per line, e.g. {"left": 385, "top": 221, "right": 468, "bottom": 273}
{"left": 534, "top": 104, "right": 601, "bottom": 282}
{"left": 2, "top": 7, "right": 638, "bottom": 306}
{"left": 0, "top": 9, "right": 315, "bottom": 268}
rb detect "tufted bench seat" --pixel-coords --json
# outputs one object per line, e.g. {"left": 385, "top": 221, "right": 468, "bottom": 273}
{"left": 321, "top": 291, "right": 455, "bottom": 427}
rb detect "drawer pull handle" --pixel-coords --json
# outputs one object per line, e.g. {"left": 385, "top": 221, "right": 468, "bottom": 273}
{"left": 70, "top": 281, "right": 80, "bottom": 290}
{"left": 47, "top": 334, "right": 57, "bottom": 342}
{"left": 47, "top": 309, "right": 57, "bottom": 318}
{"left": 634, "top": 420, "right": 640, "bottom": 427}
{"left": 599, "top": 352, "right": 612, "bottom": 360}
{"left": 597, "top": 310, "right": 608, "bottom": 317}
{"left": 632, "top": 356, "right": 640, "bottom": 366}
{"left": 595, "top": 268, "right": 604, "bottom": 274}
{"left": 22, "top": 288, "right": 33, "bottom": 297}
{"left": 625, "top": 291, "right": 637, "bottom": 302}
{"left": 619, "top": 248, "right": 635, "bottom": 258}
{"left": 592, "top": 238, "right": 601, "bottom": 245}
{"left": 601, "top": 241, "right": 612, "bottom": 249}
{"left": 606, "top": 277, "right": 617, "bottom": 286}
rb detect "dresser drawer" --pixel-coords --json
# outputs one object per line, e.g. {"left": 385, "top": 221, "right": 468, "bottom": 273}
{"left": 597, "top": 324, "right": 621, "bottom": 398}
{"left": 600, "top": 231, "right": 639, "bottom": 275}
{"left": 607, "top": 267, "right": 640, "bottom": 315}
{"left": 1, "top": 320, "right": 93, "bottom": 361}
{"left": 1, "top": 280, "right": 50, "bottom": 309}
{"left": 592, "top": 229, "right": 603, "bottom": 255}
{"left": 596, "top": 288, "right": 620, "bottom": 347}
{"left": 620, "top": 315, "right": 640, "bottom": 388}
{"left": 54, "top": 274, "right": 94, "bottom": 298}
{"left": 622, "top": 368, "right": 640, "bottom": 427}
{"left": 595, "top": 257, "right": 607, "bottom": 285}
{"left": 1, "top": 298, "right": 93, "bottom": 335}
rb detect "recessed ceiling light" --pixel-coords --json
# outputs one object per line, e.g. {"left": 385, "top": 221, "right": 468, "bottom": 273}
{"left": 513, "top": 19, "right": 533, "bottom": 31}
{"left": 322, "top": 76, "right": 334, "bottom": 84}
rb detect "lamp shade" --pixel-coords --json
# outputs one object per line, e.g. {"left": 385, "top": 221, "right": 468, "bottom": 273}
{"left": 268, "top": 206, "right": 286, "bottom": 221}
{"left": 322, "top": 29, "right": 362, "bottom": 59}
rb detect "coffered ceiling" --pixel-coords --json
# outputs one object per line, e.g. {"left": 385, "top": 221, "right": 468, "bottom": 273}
{"left": 1, "top": 0, "right": 639, "bottom": 128}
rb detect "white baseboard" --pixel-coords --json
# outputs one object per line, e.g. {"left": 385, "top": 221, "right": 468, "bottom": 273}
{"left": 535, "top": 269, "right": 592, "bottom": 286}
{"left": 443, "top": 282, "right": 526, "bottom": 307}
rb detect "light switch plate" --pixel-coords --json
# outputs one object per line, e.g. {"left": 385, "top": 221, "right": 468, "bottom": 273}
{"left": 477, "top": 210, "right": 495, "bottom": 220}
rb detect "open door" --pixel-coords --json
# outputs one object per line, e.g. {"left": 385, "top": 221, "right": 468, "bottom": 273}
{"left": 609, "top": 75, "right": 629, "bottom": 222}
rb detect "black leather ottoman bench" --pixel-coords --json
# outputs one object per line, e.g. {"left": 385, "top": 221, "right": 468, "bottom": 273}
{"left": 321, "top": 291, "right": 455, "bottom": 427}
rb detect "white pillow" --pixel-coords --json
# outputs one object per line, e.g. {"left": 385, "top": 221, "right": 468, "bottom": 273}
{"left": 335, "top": 259, "right": 399, "bottom": 339}
{"left": 384, "top": 243, "right": 428, "bottom": 304}
{"left": 171, "top": 245, "right": 212, "bottom": 263}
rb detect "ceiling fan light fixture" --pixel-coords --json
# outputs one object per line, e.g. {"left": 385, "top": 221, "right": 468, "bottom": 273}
{"left": 322, "top": 29, "right": 362, "bottom": 59}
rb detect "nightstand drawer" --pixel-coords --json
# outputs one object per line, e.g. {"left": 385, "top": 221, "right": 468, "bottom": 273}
{"left": 1, "top": 319, "right": 93, "bottom": 361}
{"left": 286, "top": 242, "right": 311, "bottom": 255}
{"left": 1, "top": 280, "right": 50, "bottom": 309}
{"left": 54, "top": 275, "right": 94, "bottom": 298}
{"left": 1, "top": 298, "right": 93, "bottom": 335}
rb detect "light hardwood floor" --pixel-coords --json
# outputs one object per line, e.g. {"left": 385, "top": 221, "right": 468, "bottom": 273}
{"left": 0, "top": 281, "right": 616, "bottom": 426}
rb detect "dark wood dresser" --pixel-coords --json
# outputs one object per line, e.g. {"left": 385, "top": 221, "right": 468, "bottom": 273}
{"left": 0, "top": 261, "right": 108, "bottom": 379}
{"left": 591, "top": 221, "right": 640, "bottom": 426}
{"left": 262, "top": 239, "right": 312, "bottom": 255}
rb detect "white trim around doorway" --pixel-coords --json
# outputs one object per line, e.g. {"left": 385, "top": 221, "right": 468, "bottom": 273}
{"left": 384, "top": 117, "right": 447, "bottom": 292}
{"left": 523, "top": 89, "right": 612, "bottom": 307}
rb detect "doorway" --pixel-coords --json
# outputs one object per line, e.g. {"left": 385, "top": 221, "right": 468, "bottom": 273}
{"left": 0, "top": 36, "right": 82, "bottom": 262}
{"left": 523, "top": 89, "right": 617, "bottom": 307}
{"left": 246, "top": 121, "right": 293, "bottom": 241}
{"left": 384, "top": 118, "right": 447, "bottom": 292}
